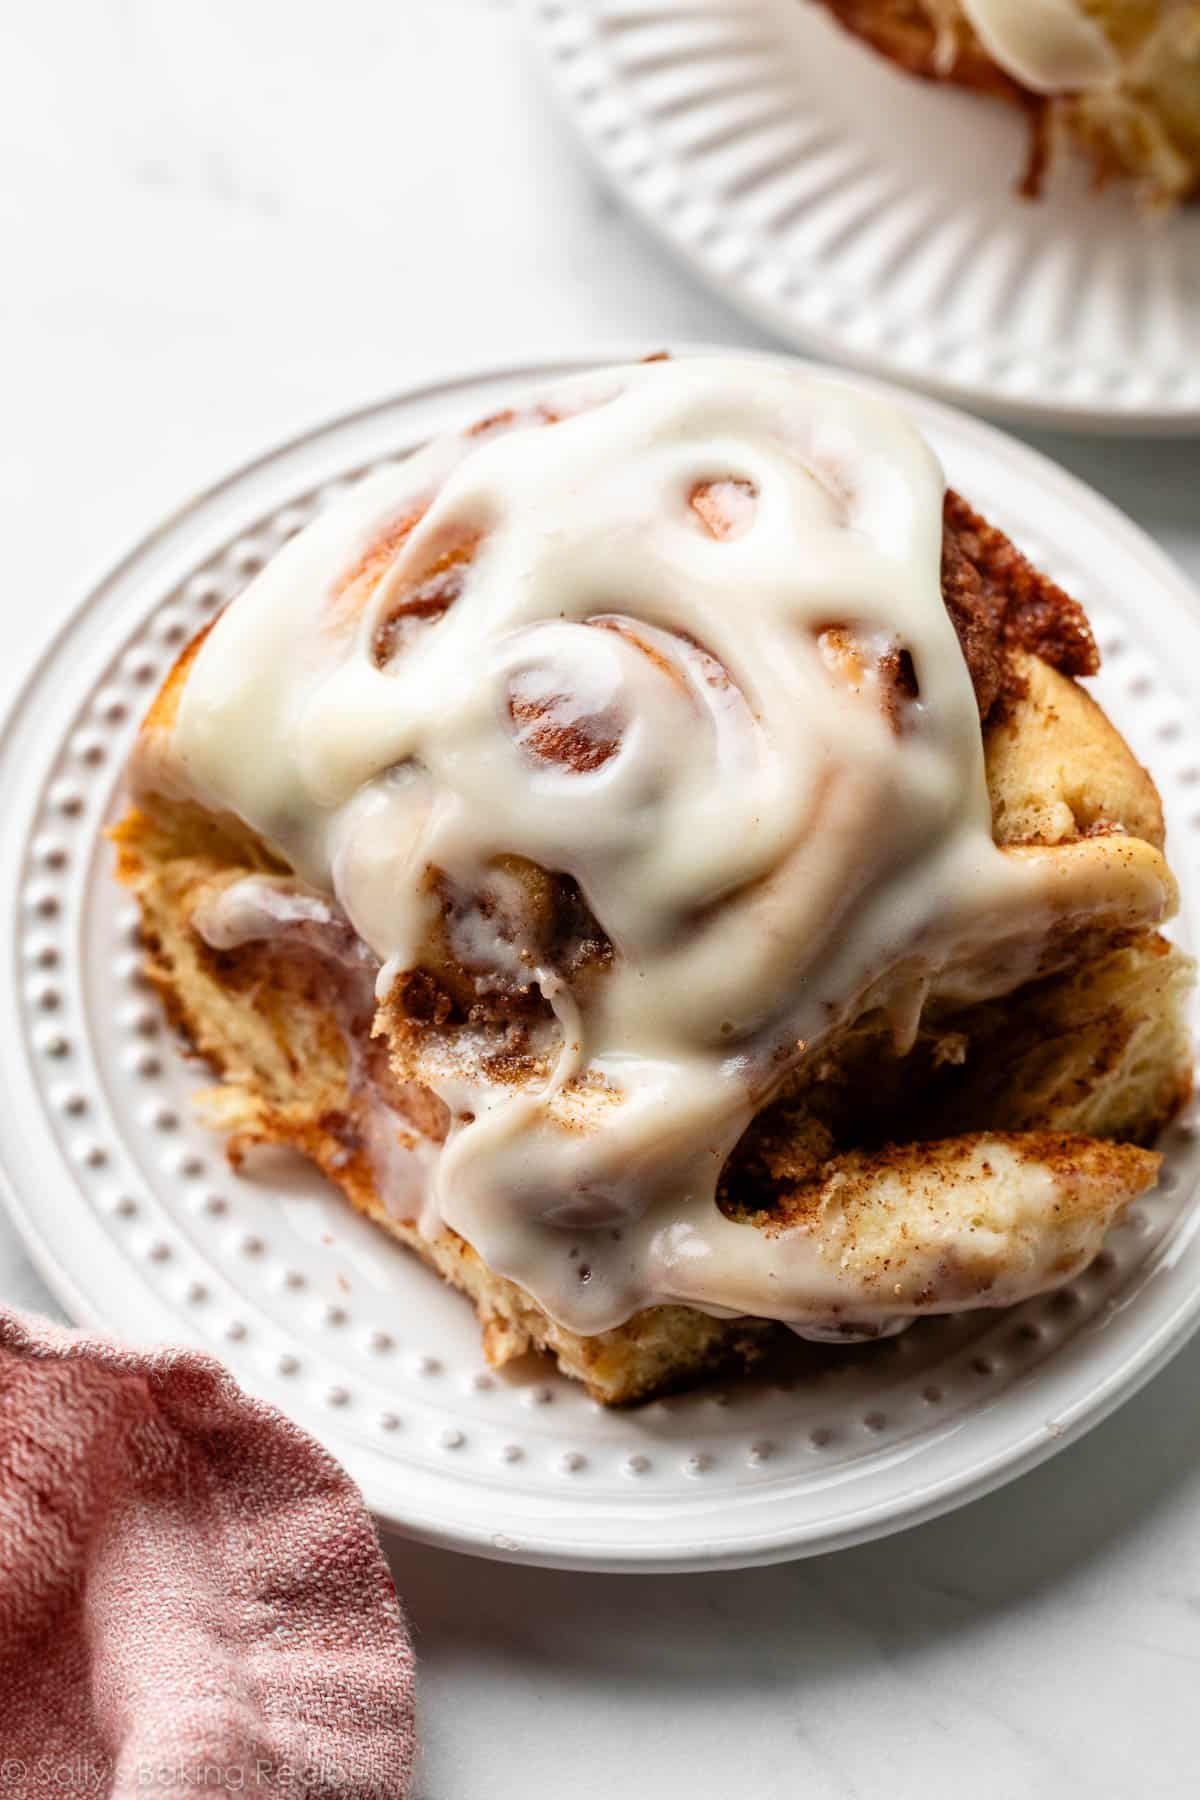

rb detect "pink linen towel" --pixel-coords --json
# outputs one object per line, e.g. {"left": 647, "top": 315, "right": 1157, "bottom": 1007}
{"left": 0, "top": 1309, "right": 414, "bottom": 1798}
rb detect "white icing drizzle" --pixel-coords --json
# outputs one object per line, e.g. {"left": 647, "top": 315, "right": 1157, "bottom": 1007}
{"left": 191, "top": 877, "right": 336, "bottom": 949}
{"left": 152, "top": 358, "right": 1172, "bottom": 1337}
{"left": 957, "top": 0, "right": 1119, "bottom": 95}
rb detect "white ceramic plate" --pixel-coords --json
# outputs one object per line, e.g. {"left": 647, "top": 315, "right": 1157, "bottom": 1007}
{"left": 3, "top": 350, "right": 1200, "bottom": 1572}
{"left": 526, "top": 0, "right": 1200, "bottom": 434}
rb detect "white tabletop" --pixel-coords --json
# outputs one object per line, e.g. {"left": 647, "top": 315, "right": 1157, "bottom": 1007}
{"left": 4, "top": 4, "right": 1200, "bottom": 1795}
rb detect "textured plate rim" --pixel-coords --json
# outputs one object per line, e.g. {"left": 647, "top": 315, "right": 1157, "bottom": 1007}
{"left": 2, "top": 345, "right": 1200, "bottom": 1572}
{"left": 523, "top": 0, "right": 1200, "bottom": 437}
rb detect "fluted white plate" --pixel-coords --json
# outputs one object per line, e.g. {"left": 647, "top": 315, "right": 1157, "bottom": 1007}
{"left": 3, "top": 351, "right": 1200, "bottom": 1572}
{"left": 527, "top": 0, "right": 1200, "bottom": 433}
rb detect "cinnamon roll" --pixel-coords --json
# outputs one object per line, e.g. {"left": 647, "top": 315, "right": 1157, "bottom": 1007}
{"left": 812, "top": 0, "right": 1200, "bottom": 205}
{"left": 114, "top": 357, "right": 1192, "bottom": 1402}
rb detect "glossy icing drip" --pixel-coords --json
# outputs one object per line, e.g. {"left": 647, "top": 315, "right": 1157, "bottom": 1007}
{"left": 957, "top": 0, "right": 1119, "bottom": 95}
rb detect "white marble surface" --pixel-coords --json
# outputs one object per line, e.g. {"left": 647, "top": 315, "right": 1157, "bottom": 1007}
{"left": 3, "top": 3, "right": 1200, "bottom": 1795}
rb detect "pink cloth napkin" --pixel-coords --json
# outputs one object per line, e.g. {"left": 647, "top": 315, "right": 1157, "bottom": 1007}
{"left": 0, "top": 1309, "right": 415, "bottom": 1798}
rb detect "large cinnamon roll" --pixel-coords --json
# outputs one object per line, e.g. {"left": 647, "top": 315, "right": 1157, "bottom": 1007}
{"left": 115, "top": 357, "right": 1192, "bottom": 1402}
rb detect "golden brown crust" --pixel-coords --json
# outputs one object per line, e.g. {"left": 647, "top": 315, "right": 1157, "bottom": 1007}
{"left": 985, "top": 651, "right": 1164, "bottom": 848}
{"left": 141, "top": 626, "right": 210, "bottom": 734}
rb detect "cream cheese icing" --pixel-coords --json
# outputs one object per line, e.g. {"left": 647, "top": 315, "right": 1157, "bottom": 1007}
{"left": 149, "top": 358, "right": 1172, "bottom": 1337}
{"left": 956, "top": 0, "right": 1119, "bottom": 95}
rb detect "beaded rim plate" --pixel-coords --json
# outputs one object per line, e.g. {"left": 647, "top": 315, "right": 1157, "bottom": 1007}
{"left": 525, "top": 0, "right": 1200, "bottom": 434}
{"left": 2, "top": 350, "right": 1200, "bottom": 1572}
